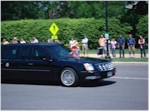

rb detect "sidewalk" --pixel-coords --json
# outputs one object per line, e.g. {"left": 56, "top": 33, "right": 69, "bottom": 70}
{"left": 80, "top": 53, "right": 148, "bottom": 58}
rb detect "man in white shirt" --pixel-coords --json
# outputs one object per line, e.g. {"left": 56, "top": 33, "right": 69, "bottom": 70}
{"left": 69, "top": 38, "right": 76, "bottom": 48}
{"left": 82, "top": 36, "right": 88, "bottom": 56}
{"left": 33, "top": 37, "right": 39, "bottom": 43}
{"left": 111, "top": 39, "right": 117, "bottom": 57}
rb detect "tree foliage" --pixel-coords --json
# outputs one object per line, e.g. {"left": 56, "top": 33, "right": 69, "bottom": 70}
{"left": 1, "top": 1, "right": 41, "bottom": 20}
{"left": 137, "top": 15, "right": 148, "bottom": 39}
{"left": 1, "top": 1, "right": 126, "bottom": 20}
{"left": 121, "top": 1, "right": 148, "bottom": 38}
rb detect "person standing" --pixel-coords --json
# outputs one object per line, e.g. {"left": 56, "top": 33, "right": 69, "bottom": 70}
{"left": 127, "top": 34, "right": 136, "bottom": 58}
{"left": 20, "top": 38, "right": 26, "bottom": 44}
{"left": 41, "top": 38, "right": 46, "bottom": 43}
{"left": 111, "top": 39, "right": 117, "bottom": 58}
{"left": 54, "top": 39, "right": 61, "bottom": 44}
{"left": 118, "top": 35, "right": 125, "bottom": 58}
{"left": 69, "top": 38, "right": 76, "bottom": 48}
{"left": 82, "top": 36, "right": 88, "bottom": 56}
{"left": 2, "top": 38, "right": 9, "bottom": 44}
{"left": 32, "top": 37, "right": 39, "bottom": 43}
{"left": 48, "top": 38, "right": 54, "bottom": 43}
{"left": 30, "top": 38, "right": 34, "bottom": 43}
{"left": 98, "top": 35, "right": 106, "bottom": 57}
{"left": 12, "top": 37, "right": 18, "bottom": 44}
{"left": 74, "top": 39, "right": 80, "bottom": 55}
{"left": 138, "top": 35, "right": 146, "bottom": 58}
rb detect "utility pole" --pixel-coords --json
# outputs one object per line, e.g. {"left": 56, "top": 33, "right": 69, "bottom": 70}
{"left": 105, "top": 1, "right": 111, "bottom": 61}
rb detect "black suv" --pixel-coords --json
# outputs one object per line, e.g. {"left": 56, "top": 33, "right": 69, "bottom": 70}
{"left": 1, "top": 43, "right": 116, "bottom": 87}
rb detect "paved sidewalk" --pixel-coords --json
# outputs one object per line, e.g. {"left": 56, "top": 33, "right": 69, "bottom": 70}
{"left": 81, "top": 53, "right": 148, "bottom": 58}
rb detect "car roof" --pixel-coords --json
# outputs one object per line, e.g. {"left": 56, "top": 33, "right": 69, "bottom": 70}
{"left": 1, "top": 43, "right": 60, "bottom": 47}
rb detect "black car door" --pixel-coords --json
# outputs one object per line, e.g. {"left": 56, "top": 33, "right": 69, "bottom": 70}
{"left": 17, "top": 45, "right": 32, "bottom": 79}
{"left": 22, "top": 46, "right": 55, "bottom": 80}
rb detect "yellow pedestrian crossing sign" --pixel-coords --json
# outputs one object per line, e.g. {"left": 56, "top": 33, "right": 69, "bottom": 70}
{"left": 51, "top": 35, "right": 58, "bottom": 40}
{"left": 49, "top": 23, "right": 59, "bottom": 35}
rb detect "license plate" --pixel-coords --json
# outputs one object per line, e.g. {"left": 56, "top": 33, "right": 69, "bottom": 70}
{"left": 107, "top": 72, "right": 112, "bottom": 77}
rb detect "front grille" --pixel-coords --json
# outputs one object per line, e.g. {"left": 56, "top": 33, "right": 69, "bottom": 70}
{"left": 95, "top": 63, "right": 113, "bottom": 71}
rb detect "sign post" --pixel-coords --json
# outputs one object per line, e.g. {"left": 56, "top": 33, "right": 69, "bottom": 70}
{"left": 105, "top": 33, "right": 109, "bottom": 40}
{"left": 105, "top": 1, "right": 111, "bottom": 61}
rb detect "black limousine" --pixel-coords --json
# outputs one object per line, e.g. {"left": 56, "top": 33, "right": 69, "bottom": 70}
{"left": 1, "top": 43, "right": 116, "bottom": 87}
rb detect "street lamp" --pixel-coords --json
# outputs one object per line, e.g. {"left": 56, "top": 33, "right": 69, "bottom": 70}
{"left": 105, "top": 1, "right": 111, "bottom": 61}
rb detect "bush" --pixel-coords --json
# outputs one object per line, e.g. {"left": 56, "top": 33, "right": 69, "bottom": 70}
{"left": 1, "top": 18, "right": 132, "bottom": 49}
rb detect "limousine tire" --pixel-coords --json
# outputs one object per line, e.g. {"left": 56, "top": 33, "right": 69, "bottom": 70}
{"left": 60, "top": 68, "right": 78, "bottom": 87}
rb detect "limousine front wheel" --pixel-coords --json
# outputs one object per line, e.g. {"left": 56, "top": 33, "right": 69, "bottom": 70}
{"left": 61, "top": 68, "right": 78, "bottom": 87}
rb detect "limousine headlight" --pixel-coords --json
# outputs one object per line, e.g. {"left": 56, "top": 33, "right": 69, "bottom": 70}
{"left": 84, "top": 63, "right": 95, "bottom": 71}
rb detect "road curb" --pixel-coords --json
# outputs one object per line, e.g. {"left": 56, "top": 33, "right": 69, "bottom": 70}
{"left": 112, "top": 62, "right": 148, "bottom": 64}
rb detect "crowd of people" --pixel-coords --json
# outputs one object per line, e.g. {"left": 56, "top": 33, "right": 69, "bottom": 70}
{"left": 69, "top": 34, "right": 147, "bottom": 59}
{"left": 1, "top": 37, "right": 61, "bottom": 45}
{"left": 97, "top": 34, "right": 147, "bottom": 58}
{"left": 1, "top": 34, "right": 147, "bottom": 59}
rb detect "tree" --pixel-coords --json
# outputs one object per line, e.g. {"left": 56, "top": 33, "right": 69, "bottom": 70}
{"left": 1, "top": 1, "right": 126, "bottom": 20}
{"left": 1, "top": 1, "right": 41, "bottom": 20}
{"left": 137, "top": 15, "right": 148, "bottom": 39}
{"left": 121, "top": 1, "right": 148, "bottom": 37}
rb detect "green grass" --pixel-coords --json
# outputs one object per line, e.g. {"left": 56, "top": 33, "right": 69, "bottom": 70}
{"left": 87, "top": 49, "right": 148, "bottom": 54}
{"left": 81, "top": 56, "right": 148, "bottom": 62}
{"left": 81, "top": 49, "right": 148, "bottom": 62}
{"left": 111, "top": 58, "right": 148, "bottom": 62}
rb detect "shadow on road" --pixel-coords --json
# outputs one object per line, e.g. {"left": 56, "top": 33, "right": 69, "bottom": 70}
{"left": 2, "top": 79, "right": 116, "bottom": 87}
{"left": 2, "top": 80, "right": 60, "bottom": 86}
{"left": 79, "top": 80, "right": 116, "bottom": 87}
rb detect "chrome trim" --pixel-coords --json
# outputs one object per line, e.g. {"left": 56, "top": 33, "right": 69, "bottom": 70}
{"left": 95, "top": 63, "right": 113, "bottom": 71}
{"left": 85, "top": 76, "right": 100, "bottom": 80}
{"left": 1, "top": 69, "right": 51, "bottom": 72}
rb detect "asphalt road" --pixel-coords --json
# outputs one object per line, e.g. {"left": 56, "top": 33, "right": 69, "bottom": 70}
{"left": 1, "top": 63, "right": 148, "bottom": 110}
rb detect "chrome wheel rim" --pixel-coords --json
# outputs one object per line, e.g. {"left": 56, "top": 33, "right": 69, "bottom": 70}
{"left": 61, "top": 70, "right": 75, "bottom": 86}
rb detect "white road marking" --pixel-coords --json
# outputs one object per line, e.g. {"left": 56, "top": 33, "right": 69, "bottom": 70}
{"left": 111, "top": 76, "right": 148, "bottom": 80}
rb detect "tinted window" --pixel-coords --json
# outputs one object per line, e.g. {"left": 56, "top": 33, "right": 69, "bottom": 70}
{"left": 46, "top": 45, "right": 70, "bottom": 59}
{"left": 20, "top": 46, "right": 31, "bottom": 59}
{"left": 31, "top": 47, "right": 48, "bottom": 60}
{"left": 2, "top": 46, "right": 18, "bottom": 59}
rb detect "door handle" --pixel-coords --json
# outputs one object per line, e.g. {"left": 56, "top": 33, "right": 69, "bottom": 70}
{"left": 28, "top": 63, "right": 34, "bottom": 66}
